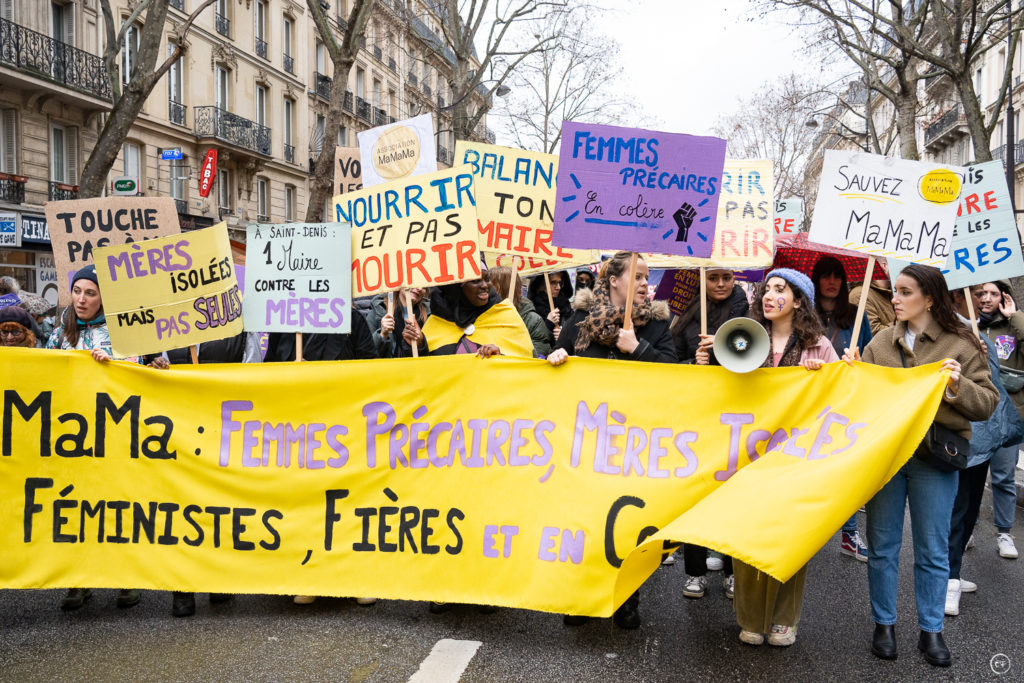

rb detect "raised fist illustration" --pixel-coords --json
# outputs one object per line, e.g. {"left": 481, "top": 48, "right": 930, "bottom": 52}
{"left": 673, "top": 203, "right": 697, "bottom": 241}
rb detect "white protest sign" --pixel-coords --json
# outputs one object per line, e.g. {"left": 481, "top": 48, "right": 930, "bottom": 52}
{"left": 243, "top": 223, "right": 352, "bottom": 334}
{"left": 774, "top": 198, "right": 803, "bottom": 234}
{"left": 357, "top": 114, "right": 437, "bottom": 188}
{"left": 809, "top": 150, "right": 963, "bottom": 266}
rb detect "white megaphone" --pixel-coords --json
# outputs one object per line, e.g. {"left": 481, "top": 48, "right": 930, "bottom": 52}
{"left": 713, "top": 317, "right": 770, "bottom": 373}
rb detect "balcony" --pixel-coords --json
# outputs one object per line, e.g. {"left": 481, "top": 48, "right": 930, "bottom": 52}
{"left": 388, "top": 56, "right": 397, "bottom": 73}
{"left": 356, "top": 97, "right": 371, "bottom": 121}
{"left": 168, "top": 99, "right": 186, "bottom": 126}
{"left": 49, "top": 181, "right": 78, "bottom": 201}
{"left": 0, "top": 18, "right": 111, "bottom": 101}
{"left": 255, "top": 37, "right": 268, "bottom": 60}
{"left": 215, "top": 12, "right": 230, "bottom": 38}
{"left": 314, "top": 71, "right": 331, "bottom": 99}
{"left": 0, "top": 173, "right": 27, "bottom": 204}
{"left": 343, "top": 90, "right": 354, "bottom": 113}
{"left": 437, "top": 145, "right": 451, "bottom": 165}
{"left": 219, "top": 206, "right": 233, "bottom": 219}
{"left": 170, "top": 0, "right": 184, "bottom": 10}
{"left": 283, "top": 53, "right": 294, "bottom": 74}
{"left": 174, "top": 198, "right": 188, "bottom": 215}
{"left": 284, "top": 143, "right": 294, "bottom": 163}
{"left": 991, "top": 142, "right": 1024, "bottom": 166}
{"left": 193, "top": 106, "right": 271, "bottom": 156}
{"left": 374, "top": 107, "right": 388, "bottom": 126}
{"left": 924, "top": 105, "right": 967, "bottom": 146}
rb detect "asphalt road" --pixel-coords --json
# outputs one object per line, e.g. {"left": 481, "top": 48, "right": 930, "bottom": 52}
{"left": 2, "top": 491, "right": 1021, "bottom": 682}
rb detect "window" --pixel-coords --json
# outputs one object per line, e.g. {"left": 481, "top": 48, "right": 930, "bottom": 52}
{"left": 282, "top": 17, "right": 293, "bottom": 71}
{"left": 256, "top": 85, "right": 267, "bottom": 127}
{"left": 122, "top": 141, "right": 141, "bottom": 181}
{"left": 283, "top": 98, "right": 293, "bottom": 146}
{"left": 168, "top": 46, "right": 184, "bottom": 125}
{"left": 1, "top": 109, "right": 15, "bottom": 173}
{"left": 389, "top": 89, "right": 397, "bottom": 118}
{"left": 338, "top": 125, "right": 346, "bottom": 146}
{"left": 257, "top": 178, "right": 268, "bottom": 220}
{"left": 373, "top": 78, "right": 381, "bottom": 109}
{"left": 314, "top": 114, "right": 325, "bottom": 154}
{"left": 52, "top": 2, "right": 74, "bottom": 44}
{"left": 122, "top": 24, "right": 140, "bottom": 86}
{"left": 51, "top": 124, "right": 78, "bottom": 184}
{"left": 356, "top": 67, "right": 365, "bottom": 98}
{"left": 316, "top": 41, "right": 326, "bottom": 74}
{"left": 216, "top": 66, "right": 229, "bottom": 109}
{"left": 169, "top": 158, "right": 186, "bottom": 201}
{"left": 255, "top": 0, "right": 267, "bottom": 41}
{"left": 217, "top": 168, "right": 231, "bottom": 212}
{"left": 285, "top": 185, "right": 295, "bottom": 221}
{"left": 2, "top": 0, "right": 14, "bottom": 21}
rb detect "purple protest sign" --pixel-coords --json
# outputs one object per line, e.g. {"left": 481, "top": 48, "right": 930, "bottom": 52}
{"left": 552, "top": 122, "right": 727, "bottom": 256}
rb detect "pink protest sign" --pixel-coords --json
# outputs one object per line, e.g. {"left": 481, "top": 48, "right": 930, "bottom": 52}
{"left": 552, "top": 122, "right": 727, "bottom": 257}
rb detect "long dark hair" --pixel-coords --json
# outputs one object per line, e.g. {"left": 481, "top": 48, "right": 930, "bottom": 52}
{"left": 900, "top": 264, "right": 985, "bottom": 352}
{"left": 811, "top": 256, "right": 856, "bottom": 329}
{"left": 59, "top": 300, "right": 104, "bottom": 348}
{"left": 749, "top": 277, "right": 824, "bottom": 349}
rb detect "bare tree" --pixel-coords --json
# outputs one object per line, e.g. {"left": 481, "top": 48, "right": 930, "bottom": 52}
{"left": 495, "top": 12, "right": 636, "bottom": 153}
{"left": 305, "top": 0, "right": 376, "bottom": 222}
{"left": 78, "top": 0, "right": 217, "bottom": 198}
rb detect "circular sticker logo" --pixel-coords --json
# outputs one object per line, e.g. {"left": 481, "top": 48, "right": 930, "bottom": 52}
{"left": 372, "top": 126, "right": 420, "bottom": 180}
{"left": 919, "top": 169, "right": 962, "bottom": 204}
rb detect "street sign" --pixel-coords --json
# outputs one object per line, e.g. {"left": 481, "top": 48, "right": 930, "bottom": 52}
{"left": 160, "top": 148, "right": 183, "bottom": 160}
{"left": 111, "top": 176, "right": 138, "bottom": 196}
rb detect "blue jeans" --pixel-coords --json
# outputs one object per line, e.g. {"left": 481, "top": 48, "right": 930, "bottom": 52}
{"left": 989, "top": 444, "right": 1018, "bottom": 532}
{"left": 866, "top": 457, "right": 957, "bottom": 633}
{"left": 842, "top": 512, "right": 858, "bottom": 534}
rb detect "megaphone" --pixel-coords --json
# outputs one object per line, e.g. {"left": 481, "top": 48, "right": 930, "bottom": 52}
{"left": 713, "top": 317, "right": 770, "bottom": 373}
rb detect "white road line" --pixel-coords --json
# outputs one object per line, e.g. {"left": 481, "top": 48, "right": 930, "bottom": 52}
{"left": 408, "top": 638, "right": 482, "bottom": 683}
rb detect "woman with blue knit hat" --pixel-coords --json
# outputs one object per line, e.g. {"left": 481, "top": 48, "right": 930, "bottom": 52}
{"left": 732, "top": 267, "right": 838, "bottom": 648}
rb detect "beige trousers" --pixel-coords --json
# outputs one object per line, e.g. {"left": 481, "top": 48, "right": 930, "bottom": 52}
{"left": 733, "top": 559, "right": 809, "bottom": 633}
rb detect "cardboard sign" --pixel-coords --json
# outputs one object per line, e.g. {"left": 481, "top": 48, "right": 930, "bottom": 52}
{"left": 809, "top": 150, "right": 963, "bottom": 266}
{"left": 334, "top": 146, "right": 363, "bottom": 196}
{"left": 45, "top": 196, "right": 181, "bottom": 307}
{"left": 552, "top": 122, "right": 727, "bottom": 256}
{"left": 0, "top": 212, "right": 20, "bottom": 247}
{"left": 243, "top": 222, "right": 353, "bottom": 334}
{"left": 93, "top": 222, "right": 242, "bottom": 356}
{"left": 455, "top": 140, "right": 600, "bottom": 276}
{"left": 774, "top": 198, "right": 803, "bottom": 234}
{"left": 357, "top": 114, "right": 437, "bottom": 188}
{"left": 333, "top": 167, "right": 481, "bottom": 296}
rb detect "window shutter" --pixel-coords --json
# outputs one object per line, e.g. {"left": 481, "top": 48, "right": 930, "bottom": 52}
{"left": 63, "top": 7, "right": 74, "bottom": 46}
{"left": 67, "top": 126, "right": 78, "bottom": 185}
{"left": 1, "top": 0, "right": 14, "bottom": 21}
{"left": 2, "top": 110, "right": 16, "bottom": 173}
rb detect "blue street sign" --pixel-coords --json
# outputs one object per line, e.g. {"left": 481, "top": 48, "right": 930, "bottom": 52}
{"left": 161, "top": 148, "right": 183, "bottom": 160}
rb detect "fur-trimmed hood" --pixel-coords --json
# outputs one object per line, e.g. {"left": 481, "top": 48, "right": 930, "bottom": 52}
{"left": 571, "top": 287, "right": 670, "bottom": 321}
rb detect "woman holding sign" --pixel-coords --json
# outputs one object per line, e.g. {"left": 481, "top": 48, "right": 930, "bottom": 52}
{"left": 368, "top": 287, "right": 430, "bottom": 358}
{"left": 548, "top": 251, "right": 676, "bottom": 630}
{"left": 528, "top": 270, "right": 572, "bottom": 339}
{"left": 733, "top": 269, "right": 836, "bottom": 647}
{"left": 422, "top": 271, "right": 533, "bottom": 358}
{"left": 844, "top": 264, "right": 997, "bottom": 667}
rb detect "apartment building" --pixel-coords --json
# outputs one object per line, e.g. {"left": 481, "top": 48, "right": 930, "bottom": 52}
{"left": 0, "top": 0, "right": 492, "bottom": 297}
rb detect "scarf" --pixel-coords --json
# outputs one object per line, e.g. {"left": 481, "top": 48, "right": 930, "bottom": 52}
{"left": 76, "top": 313, "right": 106, "bottom": 328}
{"left": 574, "top": 279, "right": 653, "bottom": 353}
{"left": 979, "top": 310, "right": 1000, "bottom": 329}
{"left": 761, "top": 332, "right": 802, "bottom": 368}
{"left": 429, "top": 285, "right": 498, "bottom": 329}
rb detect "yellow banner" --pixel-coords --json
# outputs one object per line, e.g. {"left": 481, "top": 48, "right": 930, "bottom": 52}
{"left": 93, "top": 223, "right": 242, "bottom": 357}
{"left": 0, "top": 351, "right": 944, "bottom": 614}
{"left": 455, "top": 141, "right": 600, "bottom": 275}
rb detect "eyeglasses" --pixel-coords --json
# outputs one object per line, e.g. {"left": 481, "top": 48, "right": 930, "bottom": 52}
{"left": 0, "top": 329, "right": 26, "bottom": 339}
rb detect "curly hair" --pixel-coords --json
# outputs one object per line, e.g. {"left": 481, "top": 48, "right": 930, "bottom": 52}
{"left": 749, "top": 277, "right": 824, "bottom": 349}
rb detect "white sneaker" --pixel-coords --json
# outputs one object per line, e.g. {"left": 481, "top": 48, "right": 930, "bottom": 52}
{"left": 661, "top": 553, "right": 676, "bottom": 566}
{"left": 960, "top": 579, "right": 977, "bottom": 593}
{"left": 293, "top": 595, "right": 316, "bottom": 604}
{"left": 706, "top": 555, "right": 724, "bottom": 571}
{"left": 739, "top": 629, "right": 764, "bottom": 646}
{"left": 682, "top": 575, "right": 708, "bottom": 599}
{"left": 355, "top": 597, "right": 377, "bottom": 605}
{"left": 945, "top": 579, "right": 961, "bottom": 616}
{"left": 997, "top": 533, "right": 1019, "bottom": 559}
{"left": 767, "top": 624, "right": 797, "bottom": 646}
{"left": 723, "top": 574, "right": 734, "bottom": 600}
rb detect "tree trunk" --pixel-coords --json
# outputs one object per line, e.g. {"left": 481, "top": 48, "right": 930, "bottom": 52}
{"left": 894, "top": 71, "right": 919, "bottom": 161}
{"left": 305, "top": 60, "right": 353, "bottom": 222}
{"left": 956, "top": 77, "right": 994, "bottom": 163}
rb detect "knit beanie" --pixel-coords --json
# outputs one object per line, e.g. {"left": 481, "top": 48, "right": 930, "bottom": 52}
{"left": 71, "top": 264, "right": 98, "bottom": 287}
{"left": 765, "top": 268, "right": 815, "bottom": 308}
{"left": 0, "top": 305, "right": 34, "bottom": 328}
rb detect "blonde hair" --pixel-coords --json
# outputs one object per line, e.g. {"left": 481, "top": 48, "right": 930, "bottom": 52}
{"left": 487, "top": 266, "right": 521, "bottom": 307}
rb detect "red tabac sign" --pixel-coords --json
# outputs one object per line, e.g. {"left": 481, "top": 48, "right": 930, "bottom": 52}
{"left": 198, "top": 149, "right": 217, "bottom": 198}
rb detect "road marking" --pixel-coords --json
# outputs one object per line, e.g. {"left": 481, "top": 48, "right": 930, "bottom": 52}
{"left": 408, "top": 639, "right": 482, "bottom": 683}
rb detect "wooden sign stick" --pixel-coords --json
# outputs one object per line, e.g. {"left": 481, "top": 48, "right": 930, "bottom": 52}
{"left": 848, "top": 256, "right": 875, "bottom": 355}
{"left": 699, "top": 266, "right": 708, "bottom": 336}
{"left": 622, "top": 252, "right": 639, "bottom": 331}
{"left": 296, "top": 332, "right": 303, "bottom": 362}
{"left": 964, "top": 287, "right": 982, "bottom": 339}
{"left": 189, "top": 345, "right": 199, "bottom": 365}
{"left": 543, "top": 272, "right": 556, "bottom": 320}
{"left": 405, "top": 289, "right": 419, "bottom": 358}
{"left": 505, "top": 256, "right": 519, "bottom": 302}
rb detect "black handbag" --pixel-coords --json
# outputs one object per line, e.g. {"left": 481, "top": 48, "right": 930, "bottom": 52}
{"left": 898, "top": 347, "right": 968, "bottom": 472}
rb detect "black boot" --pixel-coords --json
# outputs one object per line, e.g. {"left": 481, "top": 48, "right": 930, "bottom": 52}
{"left": 563, "top": 615, "right": 589, "bottom": 626}
{"left": 172, "top": 591, "right": 196, "bottom": 617}
{"left": 918, "top": 630, "right": 951, "bottom": 667}
{"left": 613, "top": 591, "right": 641, "bottom": 630}
{"left": 61, "top": 588, "right": 92, "bottom": 611}
{"left": 870, "top": 623, "right": 897, "bottom": 660}
{"left": 209, "top": 593, "right": 232, "bottom": 604}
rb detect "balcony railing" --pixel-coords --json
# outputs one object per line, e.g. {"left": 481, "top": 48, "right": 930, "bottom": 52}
{"left": 343, "top": 90, "right": 354, "bottom": 113}
{"left": 215, "top": 12, "right": 230, "bottom": 38}
{"left": 193, "top": 106, "right": 271, "bottom": 156}
{"left": 284, "top": 143, "right": 294, "bottom": 163}
{"left": 174, "top": 198, "right": 188, "bottom": 215}
{"left": 388, "top": 56, "right": 397, "bottom": 73}
{"left": 0, "top": 18, "right": 111, "bottom": 101}
{"left": 169, "top": 0, "right": 184, "bottom": 10}
{"left": 283, "top": 53, "right": 294, "bottom": 74}
{"left": 257, "top": 213, "right": 270, "bottom": 223}
{"left": 991, "top": 142, "right": 1024, "bottom": 166}
{"left": 356, "top": 97, "right": 371, "bottom": 121}
{"left": 924, "top": 104, "right": 964, "bottom": 144}
{"left": 169, "top": 99, "right": 186, "bottom": 126}
{"left": 255, "top": 37, "right": 268, "bottom": 60}
{"left": 49, "top": 181, "right": 79, "bottom": 201}
{"left": 0, "top": 173, "right": 27, "bottom": 203}
{"left": 374, "top": 107, "right": 388, "bottom": 126}
{"left": 219, "top": 206, "right": 233, "bottom": 218}
{"left": 314, "top": 71, "right": 331, "bottom": 99}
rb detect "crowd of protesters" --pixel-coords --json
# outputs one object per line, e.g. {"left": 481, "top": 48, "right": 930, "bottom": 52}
{"left": 1, "top": 250, "right": 1019, "bottom": 669}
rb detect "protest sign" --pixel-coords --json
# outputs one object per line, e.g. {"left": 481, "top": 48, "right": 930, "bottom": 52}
{"left": 774, "top": 197, "right": 803, "bottom": 234}
{"left": 357, "top": 114, "right": 437, "bottom": 188}
{"left": 45, "top": 196, "right": 181, "bottom": 307}
{"left": 552, "top": 122, "right": 727, "bottom": 256}
{"left": 809, "top": 150, "right": 963, "bottom": 266}
{"left": 93, "top": 222, "right": 242, "bottom": 356}
{"left": 334, "top": 147, "right": 363, "bottom": 196}
{"left": 0, "top": 292, "right": 19, "bottom": 309}
{"left": 653, "top": 268, "right": 763, "bottom": 316}
{"left": 333, "top": 166, "right": 481, "bottom": 297}
{"left": 243, "top": 223, "right": 352, "bottom": 334}
{"left": 0, "top": 350, "right": 944, "bottom": 607}
{"left": 455, "top": 140, "right": 599, "bottom": 275}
